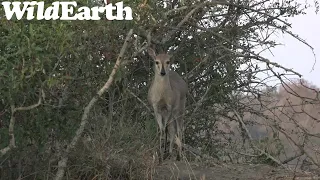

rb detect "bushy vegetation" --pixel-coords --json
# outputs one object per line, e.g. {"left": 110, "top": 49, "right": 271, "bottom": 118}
{"left": 1, "top": 0, "right": 319, "bottom": 179}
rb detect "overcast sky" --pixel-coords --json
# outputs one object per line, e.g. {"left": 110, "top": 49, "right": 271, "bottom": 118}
{"left": 258, "top": 6, "right": 320, "bottom": 87}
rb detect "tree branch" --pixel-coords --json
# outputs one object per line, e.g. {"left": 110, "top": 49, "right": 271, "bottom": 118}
{"left": 232, "top": 108, "right": 291, "bottom": 170}
{"left": 0, "top": 89, "right": 43, "bottom": 156}
{"left": 53, "top": 29, "right": 133, "bottom": 180}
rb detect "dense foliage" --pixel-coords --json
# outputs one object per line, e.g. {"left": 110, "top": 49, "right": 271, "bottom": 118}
{"left": 0, "top": 0, "right": 319, "bottom": 179}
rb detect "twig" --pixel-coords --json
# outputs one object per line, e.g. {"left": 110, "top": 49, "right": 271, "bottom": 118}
{"left": 278, "top": 28, "right": 317, "bottom": 73}
{"left": 161, "top": 4, "right": 203, "bottom": 44}
{"left": 164, "top": 6, "right": 189, "bottom": 17}
{"left": 281, "top": 151, "right": 304, "bottom": 164}
{"left": 192, "top": 85, "right": 211, "bottom": 114}
{"left": 126, "top": 89, "right": 151, "bottom": 112}
{"left": 53, "top": 29, "right": 134, "bottom": 180}
{"left": 221, "top": 46, "right": 302, "bottom": 77}
{"left": 131, "top": 31, "right": 151, "bottom": 58}
{"left": 206, "top": 30, "right": 303, "bottom": 77}
{"left": 189, "top": 21, "right": 303, "bottom": 77}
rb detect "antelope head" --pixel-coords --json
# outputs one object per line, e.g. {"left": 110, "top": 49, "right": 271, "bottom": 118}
{"left": 147, "top": 48, "right": 172, "bottom": 77}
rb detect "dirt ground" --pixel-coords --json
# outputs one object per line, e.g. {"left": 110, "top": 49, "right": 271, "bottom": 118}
{"left": 153, "top": 160, "right": 320, "bottom": 180}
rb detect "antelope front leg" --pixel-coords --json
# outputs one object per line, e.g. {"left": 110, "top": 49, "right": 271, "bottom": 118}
{"left": 154, "top": 110, "right": 164, "bottom": 163}
{"left": 164, "top": 108, "right": 174, "bottom": 160}
{"left": 159, "top": 127, "right": 164, "bottom": 164}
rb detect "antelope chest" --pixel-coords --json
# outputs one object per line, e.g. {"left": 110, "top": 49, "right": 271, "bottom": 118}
{"left": 149, "top": 86, "right": 174, "bottom": 111}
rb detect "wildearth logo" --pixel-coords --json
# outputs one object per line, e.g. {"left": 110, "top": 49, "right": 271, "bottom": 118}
{"left": 1, "top": 1, "right": 133, "bottom": 20}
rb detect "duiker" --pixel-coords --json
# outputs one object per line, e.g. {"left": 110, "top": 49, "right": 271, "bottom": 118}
{"left": 147, "top": 48, "right": 187, "bottom": 162}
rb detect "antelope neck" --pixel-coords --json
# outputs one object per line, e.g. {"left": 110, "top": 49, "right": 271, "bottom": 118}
{"left": 154, "top": 72, "right": 171, "bottom": 87}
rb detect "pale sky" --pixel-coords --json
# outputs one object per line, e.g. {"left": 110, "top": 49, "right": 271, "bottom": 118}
{"left": 259, "top": 7, "right": 320, "bottom": 87}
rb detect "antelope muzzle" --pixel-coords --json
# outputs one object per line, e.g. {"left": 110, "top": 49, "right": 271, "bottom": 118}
{"left": 160, "top": 65, "right": 166, "bottom": 76}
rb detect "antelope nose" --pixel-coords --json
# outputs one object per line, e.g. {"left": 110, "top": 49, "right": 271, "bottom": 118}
{"left": 160, "top": 71, "right": 166, "bottom": 76}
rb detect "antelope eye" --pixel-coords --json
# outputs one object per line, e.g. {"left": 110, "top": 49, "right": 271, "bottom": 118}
{"left": 166, "top": 61, "right": 170, "bottom": 64}
{"left": 155, "top": 61, "right": 159, "bottom": 65}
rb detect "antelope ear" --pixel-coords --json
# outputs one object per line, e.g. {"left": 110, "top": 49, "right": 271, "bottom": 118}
{"left": 147, "top": 47, "right": 157, "bottom": 60}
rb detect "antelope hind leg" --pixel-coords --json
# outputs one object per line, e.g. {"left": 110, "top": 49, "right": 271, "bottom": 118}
{"left": 175, "top": 116, "right": 183, "bottom": 161}
{"left": 167, "top": 118, "right": 177, "bottom": 160}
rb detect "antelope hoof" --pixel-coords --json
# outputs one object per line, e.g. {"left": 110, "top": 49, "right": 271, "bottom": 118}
{"left": 176, "top": 154, "right": 181, "bottom": 161}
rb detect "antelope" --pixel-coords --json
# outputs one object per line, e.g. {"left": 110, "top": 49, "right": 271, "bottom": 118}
{"left": 147, "top": 47, "right": 188, "bottom": 162}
